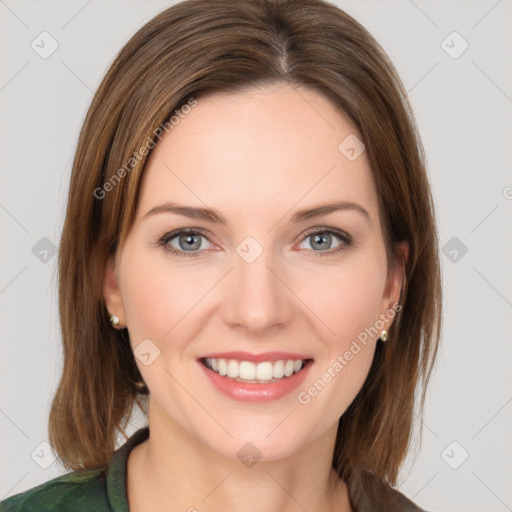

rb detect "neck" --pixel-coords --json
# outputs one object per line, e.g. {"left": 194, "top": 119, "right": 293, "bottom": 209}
{"left": 127, "top": 399, "right": 352, "bottom": 512}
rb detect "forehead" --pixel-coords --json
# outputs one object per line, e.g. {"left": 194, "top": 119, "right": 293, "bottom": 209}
{"left": 136, "top": 84, "right": 379, "bottom": 227}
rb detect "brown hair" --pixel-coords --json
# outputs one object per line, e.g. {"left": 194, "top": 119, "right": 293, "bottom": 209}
{"left": 49, "top": 0, "right": 442, "bottom": 495}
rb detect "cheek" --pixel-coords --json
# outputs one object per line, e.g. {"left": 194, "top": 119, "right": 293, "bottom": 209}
{"left": 298, "top": 254, "right": 386, "bottom": 342}
{"left": 119, "top": 258, "right": 209, "bottom": 399}
{"left": 120, "top": 254, "right": 208, "bottom": 342}
{"left": 293, "top": 256, "right": 385, "bottom": 412}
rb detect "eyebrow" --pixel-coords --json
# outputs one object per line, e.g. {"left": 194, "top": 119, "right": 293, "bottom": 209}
{"left": 143, "top": 200, "right": 371, "bottom": 225}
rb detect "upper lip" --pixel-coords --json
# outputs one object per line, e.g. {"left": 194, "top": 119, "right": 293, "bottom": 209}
{"left": 199, "top": 351, "right": 313, "bottom": 363}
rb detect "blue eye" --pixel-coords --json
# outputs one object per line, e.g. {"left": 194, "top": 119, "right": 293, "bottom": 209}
{"left": 158, "top": 227, "right": 352, "bottom": 258}
{"left": 299, "top": 229, "right": 352, "bottom": 256}
{"left": 158, "top": 229, "right": 212, "bottom": 257}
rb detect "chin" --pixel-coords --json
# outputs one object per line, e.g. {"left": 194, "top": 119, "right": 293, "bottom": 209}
{"left": 209, "top": 431, "right": 306, "bottom": 464}
{"left": 195, "top": 411, "right": 319, "bottom": 463}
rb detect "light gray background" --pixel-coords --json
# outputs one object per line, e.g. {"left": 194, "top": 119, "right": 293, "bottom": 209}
{"left": 1, "top": 1, "right": 511, "bottom": 510}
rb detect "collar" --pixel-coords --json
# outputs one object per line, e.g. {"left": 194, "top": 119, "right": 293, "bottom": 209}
{"left": 106, "top": 426, "right": 150, "bottom": 512}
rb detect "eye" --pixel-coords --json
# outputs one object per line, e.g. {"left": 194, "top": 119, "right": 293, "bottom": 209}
{"left": 298, "top": 228, "right": 352, "bottom": 256}
{"left": 158, "top": 228, "right": 213, "bottom": 257}
{"left": 158, "top": 227, "right": 353, "bottom": 258}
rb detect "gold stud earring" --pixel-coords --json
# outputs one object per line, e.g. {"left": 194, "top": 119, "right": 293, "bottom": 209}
{"left": 380, "top": 330, "right": 388, "bottom": 342}
{"left": 109, "top": 314, "right": 121, "bottom": 329}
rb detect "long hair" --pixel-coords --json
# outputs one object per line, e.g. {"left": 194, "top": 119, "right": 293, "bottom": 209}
{"left": 49, "top": 0, "right": 442, "bottom": 495}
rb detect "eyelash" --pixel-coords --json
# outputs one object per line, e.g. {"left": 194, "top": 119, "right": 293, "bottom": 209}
{"left": 157, "top": 227, "right": 353, "bottom": 258}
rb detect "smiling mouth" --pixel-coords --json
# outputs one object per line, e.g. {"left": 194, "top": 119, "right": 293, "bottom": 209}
{"left": 200, "top": 357, "right": 313, "bottom": 384}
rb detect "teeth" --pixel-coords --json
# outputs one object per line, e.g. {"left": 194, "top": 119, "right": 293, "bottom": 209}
{"left": 273, "top": 360, "right": 285, "bottom": 378}
{"left": 203, "top": 358, "right": 305, "bottom": 382}
{"left": 218, "top": 359, "right": 227, "bottom": 376}
{"left": 239, "top": 361, "right": 256, "bottom": 380}
{"left": 256, "top": 362, "right": 273, "bottom": 380}
{"left": 284, "top": 360, "right": 295, "bottom": 377}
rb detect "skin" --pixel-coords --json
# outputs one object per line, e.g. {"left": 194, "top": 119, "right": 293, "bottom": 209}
{"left": 104, "top": 82, "right": 408, "bottom": 512}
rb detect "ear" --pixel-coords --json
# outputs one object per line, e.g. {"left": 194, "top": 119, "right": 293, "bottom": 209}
{"left": 379, "top": 241, "right": 409, "bottom": 324}
{"left": 103, "top": 254, "right": 126, "bottom": 326}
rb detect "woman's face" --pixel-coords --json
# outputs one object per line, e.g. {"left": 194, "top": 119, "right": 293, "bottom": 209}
{"left": 104, "top": 82, "right": 407, "bottom": 461}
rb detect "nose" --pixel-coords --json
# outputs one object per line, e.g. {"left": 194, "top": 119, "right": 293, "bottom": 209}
{"left": 221, "top": 248, "right": 294, "bottom": 336}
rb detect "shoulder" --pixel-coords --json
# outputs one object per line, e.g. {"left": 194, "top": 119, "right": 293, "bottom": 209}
{"left": 348, "top": 468, "right": 428, "bottom": 512}
{"left": 0, "top": 469, "right": 108, "bottom": 512}
{"left": 0, "top": 427, "right": 149, "bottom": 512}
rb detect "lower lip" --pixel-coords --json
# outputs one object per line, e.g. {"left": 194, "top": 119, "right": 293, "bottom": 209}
{"left": 198, "top": 360, "right": 313, "bottom": 403}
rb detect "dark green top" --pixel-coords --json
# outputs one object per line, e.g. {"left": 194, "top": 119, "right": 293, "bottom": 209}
{"left": 0, "top": 426, "right": 426, "bottom": 511}
{"left": 0, "top": 427, "right": 149, "bottom": 512}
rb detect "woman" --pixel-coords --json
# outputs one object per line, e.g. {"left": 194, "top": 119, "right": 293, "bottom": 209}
{"left": 1, "top": 0, "right": 441, "bottom": 510}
